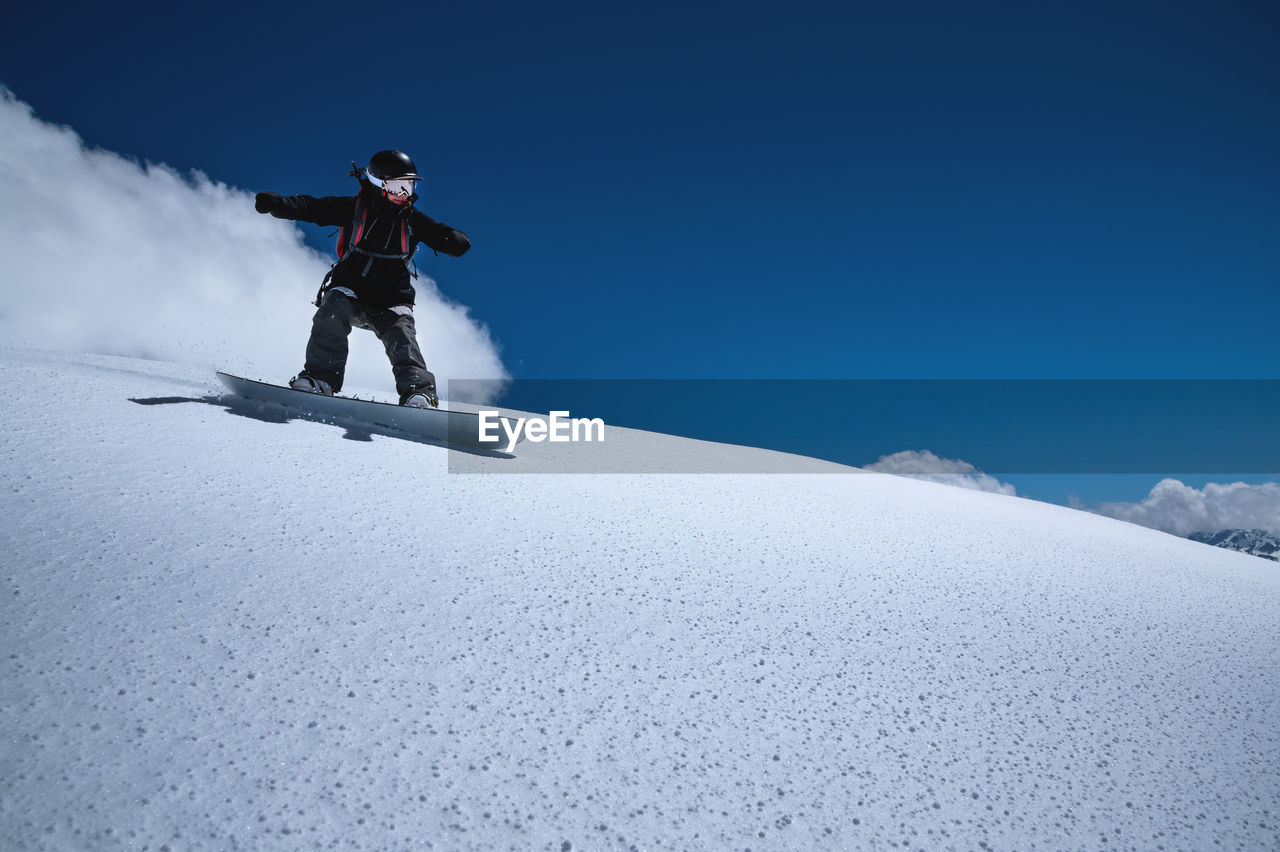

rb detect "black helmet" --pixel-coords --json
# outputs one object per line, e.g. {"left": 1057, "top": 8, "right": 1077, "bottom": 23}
{"left": 367, "top": 150, "right": 421, "bottom": 181}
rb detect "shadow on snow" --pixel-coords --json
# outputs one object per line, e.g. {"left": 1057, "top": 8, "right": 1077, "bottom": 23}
{"left": 128, "top": 394, "right": 516, "bottom": 459}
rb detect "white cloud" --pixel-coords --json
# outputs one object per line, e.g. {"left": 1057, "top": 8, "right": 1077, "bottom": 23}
{"left": 1088, "top": 479, "right": 1280, "bottom": 537}
{"left": 0, "top": 88, "right": 507, "bottom": 401}
{"left": 864, "top": 449, "right": 1017, "bottom": 495}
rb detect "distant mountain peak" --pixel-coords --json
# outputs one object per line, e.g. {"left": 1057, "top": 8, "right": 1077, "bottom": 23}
{"left": 1188, "top": 529, "right": 1280, "bottom": 562}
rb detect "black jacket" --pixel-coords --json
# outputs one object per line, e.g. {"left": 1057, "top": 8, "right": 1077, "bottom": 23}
{"left": 260, "top": 181, "right": 470, "bottom": 307}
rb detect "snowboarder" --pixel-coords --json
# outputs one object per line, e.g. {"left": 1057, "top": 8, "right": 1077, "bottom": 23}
{"left": 254, "top": 150, "right": 471, "bottom": 408}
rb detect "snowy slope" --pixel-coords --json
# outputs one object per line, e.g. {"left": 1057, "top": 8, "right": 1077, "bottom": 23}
{"left": 2, "top": 347, "right": 1278, "bottom": 852}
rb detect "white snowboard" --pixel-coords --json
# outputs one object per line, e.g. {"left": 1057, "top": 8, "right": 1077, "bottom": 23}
{"left": 216, "top": 372, "right": 524, "bottom": 451}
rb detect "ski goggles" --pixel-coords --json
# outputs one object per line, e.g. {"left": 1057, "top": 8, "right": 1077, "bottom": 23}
{"left": 382, "top": 177, "right": 418, "bottom": 197}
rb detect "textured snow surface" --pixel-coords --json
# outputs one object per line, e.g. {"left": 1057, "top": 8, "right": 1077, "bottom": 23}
{"left": 2, "top": 347, "right": 1278, "bottom": 851}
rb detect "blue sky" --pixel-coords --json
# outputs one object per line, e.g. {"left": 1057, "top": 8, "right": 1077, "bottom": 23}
{"left": 2, "top": 0, "right": 1276, "bottom": 506}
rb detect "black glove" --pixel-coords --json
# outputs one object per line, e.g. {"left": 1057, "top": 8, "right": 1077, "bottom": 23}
{"left": 447, "top": 228, "right": 471, "bottom": 257}
{"left": 255, "top": 192, "right": 284, "bottom": 214}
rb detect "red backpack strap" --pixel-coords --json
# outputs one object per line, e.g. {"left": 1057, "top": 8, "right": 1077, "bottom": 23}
{"left": 336, "top": 195, "right": 368, "bottom": 260}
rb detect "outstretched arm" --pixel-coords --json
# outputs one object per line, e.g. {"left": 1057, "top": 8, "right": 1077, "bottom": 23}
{"left": 412, "top": 209, "right": 471, "bottom": 257}
{"left": 254, "top": 193, "right": 354, "bottom": 227}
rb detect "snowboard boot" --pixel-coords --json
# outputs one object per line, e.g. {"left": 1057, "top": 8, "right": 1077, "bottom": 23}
{"left": 289, "top": 374, "right": 334, "bottom": 396}
{"left": 400, "top": 387, "right": 439, "bottom": 409}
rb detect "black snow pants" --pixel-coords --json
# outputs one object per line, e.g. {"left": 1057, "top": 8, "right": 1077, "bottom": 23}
{"left": 299, "top": 290, "right": 436, "bottom": 398}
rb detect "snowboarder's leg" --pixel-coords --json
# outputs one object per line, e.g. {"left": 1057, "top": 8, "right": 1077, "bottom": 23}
{"left": 370, "top": 306, "right": 437, "bottom": 403}
{"left": 300, "top": 290, "right": 362, "bottom": 393}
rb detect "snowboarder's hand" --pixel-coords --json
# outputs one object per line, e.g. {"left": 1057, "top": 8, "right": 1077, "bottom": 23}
{"left": 445, "top": 228, "right": 471, "bottom": 256}
{"left": 255, "top": 192, "right": 284, "bottom": 215}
